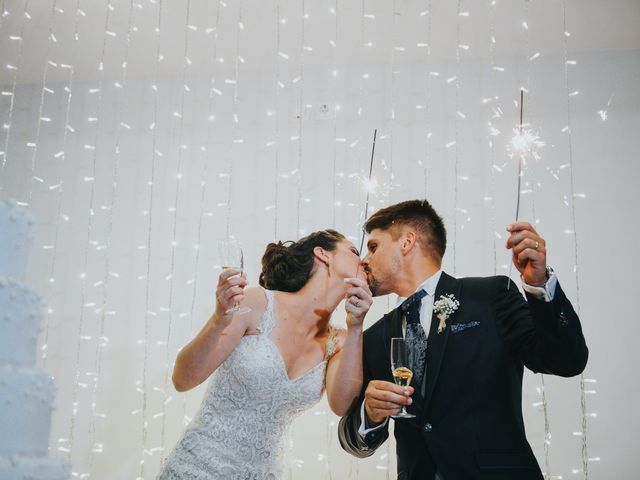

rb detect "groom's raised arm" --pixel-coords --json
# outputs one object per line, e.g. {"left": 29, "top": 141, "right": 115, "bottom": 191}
{"left": 494, "top": 275, "right": 588, "bottom": 377}
{"left": 501, "top": 222, "right": 588, "bottom": 376}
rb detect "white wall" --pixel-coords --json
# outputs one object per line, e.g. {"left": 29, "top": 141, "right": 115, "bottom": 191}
{"left": 1, "top": 1, "right": 639, "bottom": 478}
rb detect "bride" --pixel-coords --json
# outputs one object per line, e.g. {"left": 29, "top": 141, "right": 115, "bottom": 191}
{"left": 158, "top": 229, "right": 372, "bottom": 479}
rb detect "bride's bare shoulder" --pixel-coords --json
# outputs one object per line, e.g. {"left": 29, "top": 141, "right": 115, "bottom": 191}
{"left": 237, "top": 287, "right": 269, "bottom": 334}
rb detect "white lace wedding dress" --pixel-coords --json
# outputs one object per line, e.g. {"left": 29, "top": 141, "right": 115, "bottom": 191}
{"left": 158, "top": 289, "right": 340, "bottom": 480}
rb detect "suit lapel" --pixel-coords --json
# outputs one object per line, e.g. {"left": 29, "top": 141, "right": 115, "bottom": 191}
{"left": 423, "top": 272, "right": 461, "bottom": 407}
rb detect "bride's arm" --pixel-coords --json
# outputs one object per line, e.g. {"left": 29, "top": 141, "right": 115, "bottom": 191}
{"left": 171, "top": 271, "right": 265, "bottom": 392}
{"left": 325, "top": 278, "right": 372, "bottom": 416}
{"left": 325, "top": 327, "right": 364, "bottom": 416}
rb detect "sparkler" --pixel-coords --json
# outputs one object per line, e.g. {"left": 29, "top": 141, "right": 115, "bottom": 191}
{"left": 507, "top": 90, "right": 544, "bottom": 289}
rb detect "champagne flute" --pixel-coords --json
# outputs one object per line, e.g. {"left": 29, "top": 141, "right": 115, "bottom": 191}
{"left": 390, "top": 337, "right": 416, "bottom": 419}
{"left": 217, "top": 239, "right": 251, "bottom": 315}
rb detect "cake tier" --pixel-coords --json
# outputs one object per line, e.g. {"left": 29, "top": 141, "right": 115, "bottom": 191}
{"left": 0, "top": 199, "right": 33, "bottom": 281}
{"left": 0, "top": 278, "right": 42, "bottom": 368}
{"left": 0, "top": 366, "right": 56, "bottom": 457}
{"left": 0, "top": 455, "right": 70, "bottom": 480}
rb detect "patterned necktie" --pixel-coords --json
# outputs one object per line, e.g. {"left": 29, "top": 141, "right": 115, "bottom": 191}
{"left": 400, "top": 289, "right": 428, "bottom": 392}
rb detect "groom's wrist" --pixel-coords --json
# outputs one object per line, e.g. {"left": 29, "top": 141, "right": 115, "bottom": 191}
{"left": 363, "top": 401, "right": 384, "bottom": 428}
{"left": 522, "top": 266, "right": 557, "bottom": 302}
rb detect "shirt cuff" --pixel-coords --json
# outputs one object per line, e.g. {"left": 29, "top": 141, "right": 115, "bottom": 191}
{"left": 521, "top": 267, "right": 557, "bottom": 302}
{"left": 357, "top": 400, "right": 389, "bottom": 438}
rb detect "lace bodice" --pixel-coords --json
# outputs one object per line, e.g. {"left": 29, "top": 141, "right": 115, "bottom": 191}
{"left": 158, "top": 289, "right": 340, "bottom": 480}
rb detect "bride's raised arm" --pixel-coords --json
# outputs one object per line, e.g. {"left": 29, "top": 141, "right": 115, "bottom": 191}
{"left": 171, "top": 271, "right": 265, "bottom": 392}
{"left": 324, "top": 277, "right": 372, "bottom": 416}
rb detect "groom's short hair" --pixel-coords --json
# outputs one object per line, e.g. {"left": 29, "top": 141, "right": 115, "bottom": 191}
{"left": 365, "top": 199, "right": 447, "bottom": 261}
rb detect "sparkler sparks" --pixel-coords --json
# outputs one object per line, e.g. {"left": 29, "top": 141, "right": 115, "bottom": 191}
{"left": 508, "top": 126, "right": 545, "bottom": 161}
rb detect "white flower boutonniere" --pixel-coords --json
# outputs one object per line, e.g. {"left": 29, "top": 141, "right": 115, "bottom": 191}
{"left": 433, "top": 294, "right": 460, "bottom": 334}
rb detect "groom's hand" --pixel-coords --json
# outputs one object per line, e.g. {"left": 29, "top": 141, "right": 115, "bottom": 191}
{"left": 363, "top": 380, "right": 414, "bottom": 426}
{"left": 506, "top": 222, "right": 548, "bottom": 286}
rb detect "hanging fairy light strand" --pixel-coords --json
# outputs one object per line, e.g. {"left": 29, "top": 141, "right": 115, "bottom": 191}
{"left": 453, "top": 0, "right": 472, "bottom": 274}
{"left": 272, "top": 1, "right": 282, "bottom": 241}
{"left": 41, "top": 0, "right": 84, "bottom": 369}
{"left": 352, "top": 0, "right": 369, "bottom": 246}
{"left": 514, "top": 2, "right": 554, "bottom": 475}
{"left": 561, "top": 1, "right": 591, "bottom": 478}
{"left": 486, "top": 0, "right": 499, "bottom": 276}
{"left": 331, "top": 0, "right": 339, "bottom": 228}
{"left": 25, "top": 0, "right": 59, "bottom": 205}
{"left": 0, "top": 0, "right": 8, "bottom": 32}
{"left": 521, "top": 0, "right": 539, "bottom": 227}
{"left": 519, "top": 3, "right": 554, "bottom": 475}
{"left": 326, "top": 2, "right": 340, "bottom": 472}
{"left": 511, "top": 2, "right": 554, "bottom": 474}
{"left": 451, "top": 0, "right": 465, "bottom": 274}
{"left": 422, "top": 0, "right": 433, "bottom": 198}
{"left": 225, "top": 0, "right": 243, "bottom": 238}
{"left": 0, "top": 0, "right": 30, "bottom": 184}
{"left": 295, "top": 0, "right": 306, "bottom": 235}
{"left": 160, "top": 0, "right": 194, "bottom": 459}
{"left": 87, "top": 0, "right": 136, "bottom": 471}
{"left": 140, "top": 1, "right": 165, "bottom": 477}
{"left": 41, "top": 55, "right": 76, "bottom": 368}
{"left": 388, "top": 0, "right": 397, "bottom": 191}
{"left": 67, "top": 0, "right": 113, "bottom": 468}
{"left": 182, "top": 0, "right": 223, "bottom": 425}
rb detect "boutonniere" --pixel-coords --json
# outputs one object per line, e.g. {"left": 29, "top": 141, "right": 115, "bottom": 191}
{"left": 433, "top": 294, "right": 460, "bottom": 334}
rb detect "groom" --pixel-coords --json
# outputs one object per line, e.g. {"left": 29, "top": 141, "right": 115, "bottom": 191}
{"left": 338, "top": 199, "right": 588, "bottom": 479}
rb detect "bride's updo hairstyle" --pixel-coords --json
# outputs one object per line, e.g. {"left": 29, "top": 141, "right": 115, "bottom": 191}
{"left": 259, "top": 229, "right": 345, "bottom": 292}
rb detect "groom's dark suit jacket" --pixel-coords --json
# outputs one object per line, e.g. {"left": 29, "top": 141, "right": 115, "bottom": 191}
{"left": 338, "top": 273, "right": 588, "bottom": 480}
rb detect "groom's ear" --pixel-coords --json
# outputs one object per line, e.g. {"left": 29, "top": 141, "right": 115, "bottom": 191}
{"left": 400, "top": 231, "right": 417, "bottom": 256}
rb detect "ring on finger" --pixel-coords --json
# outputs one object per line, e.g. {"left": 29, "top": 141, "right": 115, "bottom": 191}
{"left": 534, "top": 240, "right": 540, "bottom": 250}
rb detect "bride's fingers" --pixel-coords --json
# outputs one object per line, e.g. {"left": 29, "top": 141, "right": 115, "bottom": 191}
{"left": 218, "top": 286, "right": 245, "bottom": 310}
{"left": 346, "top": 285, "right": 373, "bottom": 302}
{"left": 219, "top": 268, "right": 241, "bottom": 283}
{"left": 344, "top": 277, "right": 371, "bottom": 294}
{"left": 347, "top": 294, "right": 371, "bottom": 311}
{"left": 345, "top": 298, "right": 370, "bottom": 320}
{"left": 220, "top": 274, "right": 247, "bottom": 291}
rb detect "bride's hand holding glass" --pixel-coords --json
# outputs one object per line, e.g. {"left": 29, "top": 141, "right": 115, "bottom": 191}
{"left": 213, "top": 268, "right": 248, "bottom": 324}
{"left": 217, "top": 239, "right": 252, "bottom": 315}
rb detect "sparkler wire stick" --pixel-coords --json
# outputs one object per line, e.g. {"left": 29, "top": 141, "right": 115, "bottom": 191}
{"left": 358, "top": 129, "right": 377, "bottom": 256}
{"left": 514, "top": 89, "right": 525, "bottom": 223}
{"left": 507, "top": 90, "right": 525, "bottom": 290}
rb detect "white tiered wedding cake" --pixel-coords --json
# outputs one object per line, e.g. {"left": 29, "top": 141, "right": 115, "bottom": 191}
{"left": 0, "top": 199, "right": 70, "bottom": 479}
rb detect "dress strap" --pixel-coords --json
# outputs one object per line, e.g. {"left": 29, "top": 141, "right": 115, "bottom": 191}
{"left": 259, "top": 288, "right": 275, "bottom": 335}
{"left": 324, "top": 326, "right": 343, "bottom": 361}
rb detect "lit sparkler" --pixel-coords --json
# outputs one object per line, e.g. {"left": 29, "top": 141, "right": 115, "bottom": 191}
{"left": 507, "top": 90, "right": 544, "bottom": 289}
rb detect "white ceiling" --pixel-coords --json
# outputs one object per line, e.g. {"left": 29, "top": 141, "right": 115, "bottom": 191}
{"left": 1, "top": 0, "right": 639, "bottom": 85}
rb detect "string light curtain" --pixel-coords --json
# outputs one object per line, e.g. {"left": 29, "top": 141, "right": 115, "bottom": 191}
{"left": 0, "top": 0, "right": 619, "bottom": 478}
